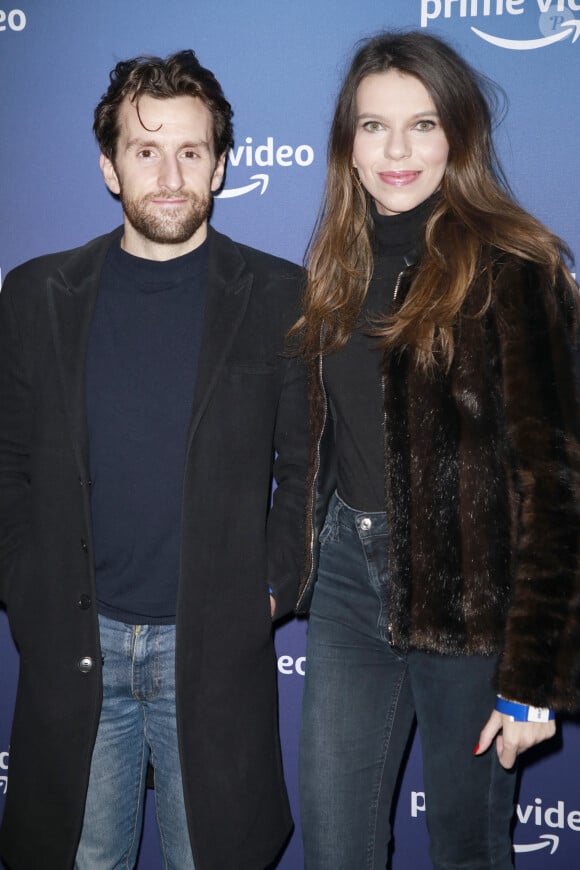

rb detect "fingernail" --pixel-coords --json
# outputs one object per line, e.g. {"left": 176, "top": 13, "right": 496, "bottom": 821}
{"left": 473, "top": 743, "right": 480, "bottom": 755}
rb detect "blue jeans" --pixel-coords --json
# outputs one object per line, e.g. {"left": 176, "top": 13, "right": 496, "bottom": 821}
{"left": 74, "top": 614, "right": 195, "bottom": 870}
{"left": 299, "top": 493, "right": 516, "bottom": 870}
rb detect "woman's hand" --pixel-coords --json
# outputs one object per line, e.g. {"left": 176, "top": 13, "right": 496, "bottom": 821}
{"left": 475, "top": 710, "right": 556, "bottom": 769}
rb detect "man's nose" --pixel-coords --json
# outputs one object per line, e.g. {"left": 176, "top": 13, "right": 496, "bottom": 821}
{"left": 158, "top": 155, "right": 184, "bottom": 191}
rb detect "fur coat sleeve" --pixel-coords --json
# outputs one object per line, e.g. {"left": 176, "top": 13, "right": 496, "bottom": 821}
{"left": 493, "top": 260, "right": 580, "bottom": 710}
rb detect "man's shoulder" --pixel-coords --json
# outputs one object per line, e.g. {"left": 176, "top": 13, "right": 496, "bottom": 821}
{"left": 3, "top": 228, "right": 121, "bottom": 290}
{"left": 209, "top": 227, "right": 303, "bottom": 280}
{"left": 236, "top": 241, "right": 303, "bottom": 277}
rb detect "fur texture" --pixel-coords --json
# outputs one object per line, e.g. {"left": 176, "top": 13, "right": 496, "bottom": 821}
{"left": 299, "top": 258, "right": 580, "bottom": 712}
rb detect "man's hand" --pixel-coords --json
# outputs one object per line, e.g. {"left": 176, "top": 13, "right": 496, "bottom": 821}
{"left": 475, "top": 710, "right": 556, "bottom": 769}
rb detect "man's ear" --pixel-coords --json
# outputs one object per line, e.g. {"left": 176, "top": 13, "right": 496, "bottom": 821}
{"left": 210, "top": 152, "right": 226, "bottom": 193}
{"left": 100, "top": 152, "right": 121, "bottom": 196}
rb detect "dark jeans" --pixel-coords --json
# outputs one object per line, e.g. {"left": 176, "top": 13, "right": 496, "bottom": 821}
{"left": 299, "top": 493, "right": 516, "bottom": 870}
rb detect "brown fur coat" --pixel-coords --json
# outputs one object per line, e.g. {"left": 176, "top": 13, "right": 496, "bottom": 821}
{"left": 298, "top": 257, "right": 580, "bottom": 712}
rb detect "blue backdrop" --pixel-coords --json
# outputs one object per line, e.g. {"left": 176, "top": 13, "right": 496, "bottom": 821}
{"left": 1, "top": 1, "right": 579, "bottom": 867}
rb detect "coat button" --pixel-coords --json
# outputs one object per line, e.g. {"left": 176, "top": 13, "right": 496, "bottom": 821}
{"left": 78, "top": 657, "right": 93, "bottom": 673}
{"left": 80, "top": 538, "right": 88, "bottom": 553}
{"left": 78, "top": 594, "right": 92, "bottom": 610}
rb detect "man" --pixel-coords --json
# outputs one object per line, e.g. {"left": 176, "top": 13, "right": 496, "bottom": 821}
{"left": 0, "top": 51, "right": 307, "bottom": 870}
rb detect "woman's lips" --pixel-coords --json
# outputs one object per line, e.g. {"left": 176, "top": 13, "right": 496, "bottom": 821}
{"left": 378, "top": 171, "right": 420, "bottom": 186}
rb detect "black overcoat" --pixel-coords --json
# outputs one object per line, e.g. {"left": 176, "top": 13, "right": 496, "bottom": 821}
{"left": 0, "top": 226, "right": 308, "bottom": 869}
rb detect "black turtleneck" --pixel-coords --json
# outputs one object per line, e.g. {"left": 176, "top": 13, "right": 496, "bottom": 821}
{"left": 323, "top": 195, "right": 435, "bottom": 512}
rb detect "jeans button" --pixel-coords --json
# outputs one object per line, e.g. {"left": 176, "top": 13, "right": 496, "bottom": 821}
{"left": 359, "top": 517, "right": 372, "bottom": 531}
{"left": 78, "top": 656, "right": 93, "bottom": 674}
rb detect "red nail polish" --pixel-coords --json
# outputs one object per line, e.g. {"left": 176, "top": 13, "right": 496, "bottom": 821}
{"left": 473, "top": 743, "right": 480, "bottom": 755}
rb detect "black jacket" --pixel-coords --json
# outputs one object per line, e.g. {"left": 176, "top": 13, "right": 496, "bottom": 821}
{"left": 0, "top": 226, "right": 308, "bottom": 869}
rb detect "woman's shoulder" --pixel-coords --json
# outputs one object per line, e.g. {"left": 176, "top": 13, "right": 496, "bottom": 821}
{"left": 489, "top": 251, "right": 578, "bottom": 338}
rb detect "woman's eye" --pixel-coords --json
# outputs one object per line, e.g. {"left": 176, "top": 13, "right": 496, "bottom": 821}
{"left": 362, "top": 121, "right": 382, "bottom": 132}
{"left": 415, "top": 120, "right": 436, "bottom": 131}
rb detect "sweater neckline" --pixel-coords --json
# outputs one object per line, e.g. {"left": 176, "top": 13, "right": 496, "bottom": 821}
{"left": 108, "top": 237, "right": 209, "bottom": 291}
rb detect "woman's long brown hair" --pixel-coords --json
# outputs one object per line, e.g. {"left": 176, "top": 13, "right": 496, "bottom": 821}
{"left": 293, "top": 31, "right": 576, "bottom": 371}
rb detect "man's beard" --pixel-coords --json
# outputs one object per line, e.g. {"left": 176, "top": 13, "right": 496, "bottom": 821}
{"left": 120, "top": 188, "right": 212, "bottom": 245}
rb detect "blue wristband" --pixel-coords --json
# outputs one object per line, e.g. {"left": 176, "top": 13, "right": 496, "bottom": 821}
{"left": 495, "top": 695, "right": 554, "bottom": 723}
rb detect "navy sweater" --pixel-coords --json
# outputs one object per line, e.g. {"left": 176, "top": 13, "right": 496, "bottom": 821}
{"left": 86, "top": 239, "right": 208, "bottom": 623}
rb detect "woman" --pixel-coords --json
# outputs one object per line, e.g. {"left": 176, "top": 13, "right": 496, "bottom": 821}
{"left": 295, "top": 31, "right": 580, "bottom": 870}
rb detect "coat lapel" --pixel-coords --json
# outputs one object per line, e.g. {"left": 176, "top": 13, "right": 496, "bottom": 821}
{"left": 186, "top": 228, "right": 252, "bottom": 448}
{"left": 46, "top": 225, "right": 251, "bottom": 472}
{"left": 46, "top": 228, "right": 121, "bottom": 479}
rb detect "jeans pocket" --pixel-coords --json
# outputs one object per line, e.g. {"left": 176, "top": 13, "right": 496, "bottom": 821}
{"left": 319, "top": 512, "right": 338, "bottom": 548}
{"left": 360, "top": 533, "right": 392, "bottom": 642}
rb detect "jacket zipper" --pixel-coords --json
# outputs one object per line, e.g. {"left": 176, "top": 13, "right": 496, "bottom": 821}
{"left": 298, "top": 350, "right": 327, "bottom": 608}
{"left": 383, "top": 268, "right": 405, "bottom": 646}
{"left": 392, "top": 268, "right": 405, "bottom": 302}
{"left": 381, "top": 371, "right": 396, "bottom": 648}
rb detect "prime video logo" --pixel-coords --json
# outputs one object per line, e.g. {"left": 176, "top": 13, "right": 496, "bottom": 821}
{"left": 421, "top": 1, "right": 580, "bottom": 49}
{"left": 217, "top": 136, "right": 315, "bottom": 199}
{"left": 411, "top": 791, "right": 580, "bottom": 855}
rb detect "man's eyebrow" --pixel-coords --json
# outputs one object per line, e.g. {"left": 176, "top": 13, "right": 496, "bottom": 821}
{"left": 125, "top": 138, "right": 211, "bottom": 150}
